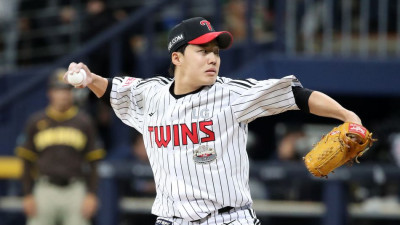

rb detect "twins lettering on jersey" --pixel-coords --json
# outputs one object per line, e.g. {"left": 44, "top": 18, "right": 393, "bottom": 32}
{"left": 147, "top": 121, "right": 215, "bottom": 148}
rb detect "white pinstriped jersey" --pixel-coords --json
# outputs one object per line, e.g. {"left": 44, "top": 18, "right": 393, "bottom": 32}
{"left": 110, "top": 75, "right": 302, "bottom": 221}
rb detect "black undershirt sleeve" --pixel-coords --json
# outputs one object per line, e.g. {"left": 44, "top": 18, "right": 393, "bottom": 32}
{"left": 292, "top": 86, "right": 314, "bottom": 113}
{"left": 100, "top": 78, "right": 113, "bottom": 107}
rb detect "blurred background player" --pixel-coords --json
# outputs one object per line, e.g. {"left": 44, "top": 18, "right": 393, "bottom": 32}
{"left": 15, "top": 68, "right": 106, "bottom": 225}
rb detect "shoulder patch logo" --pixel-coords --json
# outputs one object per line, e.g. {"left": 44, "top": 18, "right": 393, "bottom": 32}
{"left": 122, "top": 77, "right": 136, "bottom": 87}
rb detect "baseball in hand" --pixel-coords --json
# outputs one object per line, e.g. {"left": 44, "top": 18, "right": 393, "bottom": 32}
{"left": 68, "top": 69, "right": 87, "bottom": 86}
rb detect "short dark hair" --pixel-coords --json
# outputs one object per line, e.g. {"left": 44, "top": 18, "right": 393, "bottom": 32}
{"left": 168, "top": 44, "right": 188, "bottom": 77}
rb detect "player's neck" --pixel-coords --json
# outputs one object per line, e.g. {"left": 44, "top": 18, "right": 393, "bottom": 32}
{"left": 173, "top": 76, "right": 203, "bottom": 95}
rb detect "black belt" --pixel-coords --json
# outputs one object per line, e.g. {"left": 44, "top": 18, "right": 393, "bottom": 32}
{"left": 46, "top": 177, "right": 75, "bottom": 187}
{"left": 173, "top": 206, "right": 234, "bottom": 222}
{"left": 217, "top": 206, "right": 234, "bottom": 214}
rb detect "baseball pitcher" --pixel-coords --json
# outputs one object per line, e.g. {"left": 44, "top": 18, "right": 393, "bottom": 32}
{"left": 65, "top": 17, "right": 372, "bottom": 225}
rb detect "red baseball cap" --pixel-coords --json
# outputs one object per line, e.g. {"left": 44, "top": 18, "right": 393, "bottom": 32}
{"left": 167, "top": 17, "right": 233, "bottom": 54}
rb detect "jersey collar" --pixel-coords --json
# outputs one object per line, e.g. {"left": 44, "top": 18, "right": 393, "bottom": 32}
{"left": 169, "top": 81, "right": 205, "bottom": 99}
{"left": 46, "top": 106, "right": 78, "bottom": 121}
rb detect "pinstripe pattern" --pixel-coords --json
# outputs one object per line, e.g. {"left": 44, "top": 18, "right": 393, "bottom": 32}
{"left": 109, "top": 75, "right": 301, "bottom": 222}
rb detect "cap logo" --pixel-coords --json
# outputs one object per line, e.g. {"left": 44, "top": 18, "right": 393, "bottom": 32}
{"left": 168, "top": 34, "right": 184, "bottom": 51}
{"left": 200, "top": 20, "right": 213, "bottom": 31}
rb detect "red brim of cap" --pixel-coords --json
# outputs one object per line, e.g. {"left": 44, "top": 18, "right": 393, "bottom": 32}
{"left": 188, "top": 31, "right": 233, "bottom": 49}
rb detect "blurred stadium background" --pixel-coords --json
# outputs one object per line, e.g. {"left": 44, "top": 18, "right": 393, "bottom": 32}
{"left": 1, "top": 0, "right": 400, "bottom": 225}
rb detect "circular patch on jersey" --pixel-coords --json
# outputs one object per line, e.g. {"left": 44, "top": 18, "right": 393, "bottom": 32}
{"left": 193, "top": 145, "right": 217, "bottom": 164}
